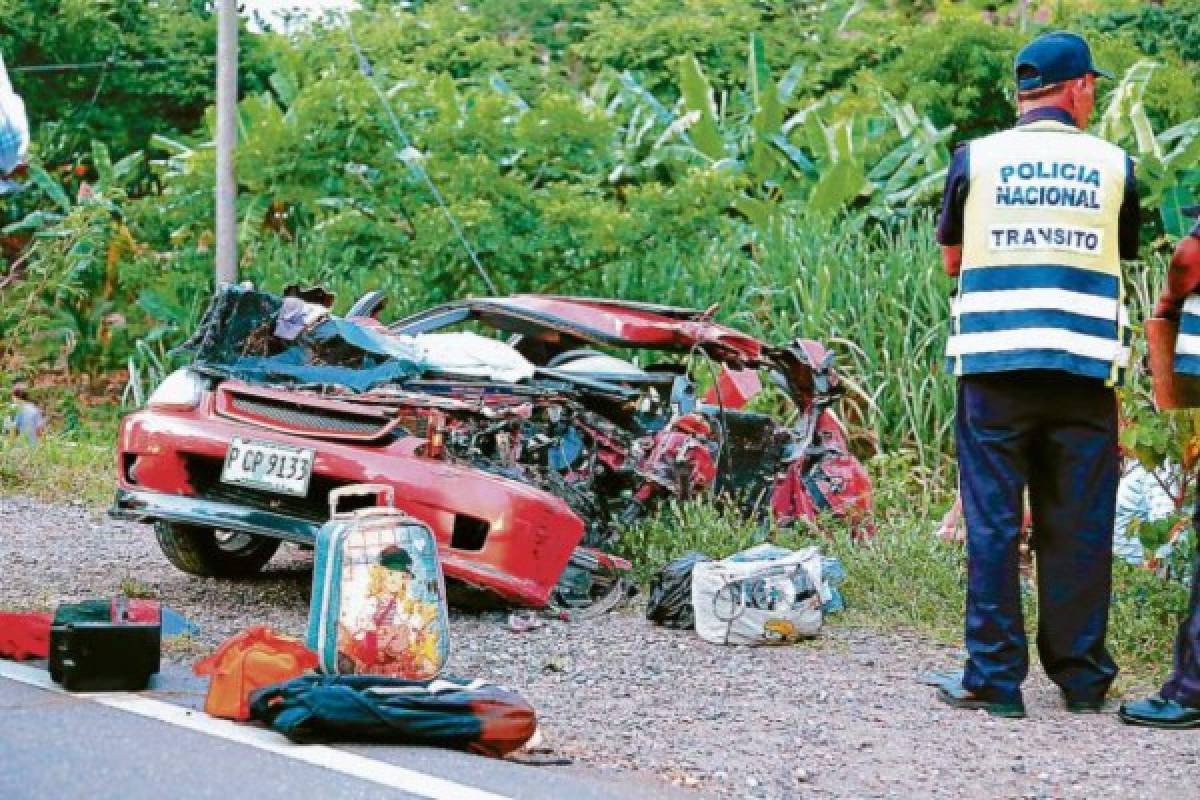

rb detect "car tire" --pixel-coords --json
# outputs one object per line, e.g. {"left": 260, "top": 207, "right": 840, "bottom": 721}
{"left": 155, "top": 522, "right": 281, "bottom": 578}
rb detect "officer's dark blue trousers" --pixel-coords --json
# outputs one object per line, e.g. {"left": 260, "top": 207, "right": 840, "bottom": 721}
{"left": 957, "top": 369, "right": 1119, "bottom": 704}
{"left": 1160, "top": 518, "right": 1200, "bottom": 707}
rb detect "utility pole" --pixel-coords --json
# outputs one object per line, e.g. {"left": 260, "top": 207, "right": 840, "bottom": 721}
{"left": 214, "top": 0, "right": 238, "bottom": 285}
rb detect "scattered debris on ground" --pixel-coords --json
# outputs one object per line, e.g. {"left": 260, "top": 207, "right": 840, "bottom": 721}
{"left": 3, "top": 497, "right": 1196, "bottom": 799}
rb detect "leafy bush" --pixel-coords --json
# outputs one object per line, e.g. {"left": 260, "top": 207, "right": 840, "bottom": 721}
{"left": 1082, "top": 0, "right": 1200, "bottom": 65}
{"left": 874, "top": 18, "right": 1024, "bottom": 145}
{"left": 0, "top": 1, "right": 1187, "bottom": 467}
{"left": 0, "top": 0, "right": 274, "bottom": 163}
{"left": 1, "top": 144, "right": 146, "bottom": 374}
{"left": 1097, "top": 61, "right": 1200, "bottom": 239}
{"left": 874, "top": 9, "right": 1199, "bottom": 148}
{"left": 574, "top": 0, "right": 764, "bottom": 96}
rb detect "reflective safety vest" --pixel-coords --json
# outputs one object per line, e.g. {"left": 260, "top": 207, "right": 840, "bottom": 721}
{"left": 946, "top": 119, "right": 1131, "bottom": 384}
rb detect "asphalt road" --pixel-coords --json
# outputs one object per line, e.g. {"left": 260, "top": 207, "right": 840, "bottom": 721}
{"left": 0, "top": 663, "right": 697, "bottom": 800}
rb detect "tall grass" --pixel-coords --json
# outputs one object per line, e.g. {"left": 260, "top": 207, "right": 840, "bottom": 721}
{"left": 593, "top": 214, "right": 956, "bottom": 477}
{"left": 0, "top": 435, "right": 114, "bottom": 508}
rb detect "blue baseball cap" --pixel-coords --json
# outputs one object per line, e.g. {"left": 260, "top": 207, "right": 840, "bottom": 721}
{"left": 1015, "top": 31, "right": 1114, "bottom": 91}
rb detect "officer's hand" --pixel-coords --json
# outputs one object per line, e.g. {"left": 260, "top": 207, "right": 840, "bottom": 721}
{"left": 1153, "top": 298, "right": 1182, "bottom": 322}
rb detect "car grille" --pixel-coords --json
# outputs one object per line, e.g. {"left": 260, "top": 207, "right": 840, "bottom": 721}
{"left": 184, "top": 454, "right": 349, "bottom": 522}
{"left": 218, "top": 388, "right": 396, "bottom": 441}
{"left": 230, "top": 394, "right": 382, "bottom": 434}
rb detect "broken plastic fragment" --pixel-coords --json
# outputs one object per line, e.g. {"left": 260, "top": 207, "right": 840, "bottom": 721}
{"left": 507, "top": 611, "right": 545, "bottom": 633}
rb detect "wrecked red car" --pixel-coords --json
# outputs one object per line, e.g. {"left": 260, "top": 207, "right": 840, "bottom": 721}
{"left": 111, "top": 288, "right": 871, "bottom": 608}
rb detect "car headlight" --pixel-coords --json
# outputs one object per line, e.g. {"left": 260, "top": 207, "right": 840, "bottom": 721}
{"left": 147, "top": 369, "right": 208, "bottom": 410}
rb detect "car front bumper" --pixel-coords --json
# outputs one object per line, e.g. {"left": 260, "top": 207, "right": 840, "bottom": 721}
{"left": 110, "top": 487, "right": 321, "bottom": 545}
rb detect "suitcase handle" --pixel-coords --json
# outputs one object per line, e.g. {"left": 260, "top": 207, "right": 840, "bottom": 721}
{"left": 328, "top": 484, "right": 396, "bottom": 518}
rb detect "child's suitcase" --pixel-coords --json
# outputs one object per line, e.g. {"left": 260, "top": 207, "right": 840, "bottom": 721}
{"left": 49, "top": 598, "right": 161, "bottom": 691}
{"left": 306, "top": 484, "right": 449, "bottom": 679}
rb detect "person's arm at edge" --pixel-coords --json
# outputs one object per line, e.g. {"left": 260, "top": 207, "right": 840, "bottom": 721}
{"left": 1128, "top": 155, "right": 1200, "bottom": 320}
{"left": 1155, "top": 233, "right": 1200, "bottom": 320}
{"left": 936, "top": 145, "right": 969, "bottom": 278}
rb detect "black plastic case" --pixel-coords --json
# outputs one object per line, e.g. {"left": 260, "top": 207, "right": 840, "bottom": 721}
{"left": 48, "top": 601, "right": 160, "bottom": 692}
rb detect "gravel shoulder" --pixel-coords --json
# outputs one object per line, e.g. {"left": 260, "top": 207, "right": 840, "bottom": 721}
{"left": 1, "top": 497, "right": 1195, "bottom": 799}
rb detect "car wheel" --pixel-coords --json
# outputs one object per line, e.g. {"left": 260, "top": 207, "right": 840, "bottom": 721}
{"left": 155, "top": 522, "right": 281, "bottom": 578}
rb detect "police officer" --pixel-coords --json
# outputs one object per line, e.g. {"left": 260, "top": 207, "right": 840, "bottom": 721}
{"left": 933, "top": 31, "right": 1139, "bottom": 717}
{"left": 1119, "top": 208, "right": 1200, "bottom": 729}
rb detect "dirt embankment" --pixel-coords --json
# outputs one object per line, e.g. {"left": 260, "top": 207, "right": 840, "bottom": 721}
{"left": 1, "top": 496, "right": 1195, "bottom": 800}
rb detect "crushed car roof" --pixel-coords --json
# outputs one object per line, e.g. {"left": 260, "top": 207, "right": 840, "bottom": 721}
{"left": 390, "top": 295, "right": 767, "bottom": 364}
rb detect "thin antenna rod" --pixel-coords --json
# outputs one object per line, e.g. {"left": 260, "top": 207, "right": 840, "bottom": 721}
{"left": 346, "top": 25, "right": 498, "bottom": 296}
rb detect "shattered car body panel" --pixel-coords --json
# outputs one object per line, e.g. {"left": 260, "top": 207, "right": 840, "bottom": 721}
{"left": 111, "top": 288, "right": 872, "bottom": 608}
{"left": 393, "top": 296, "right": 768, "bottom": 364}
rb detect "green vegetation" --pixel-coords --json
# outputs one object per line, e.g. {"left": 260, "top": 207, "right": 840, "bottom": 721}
{"left": 0, "top": 432, "right": 114, "bottom": 507}
{"left": 0, "top": 0, "right": 1195, "bottom": 677}
{"left": 0, "top": 386, "right": 119, "bottom": 506}
{"left": 0, "top": 0, "right": 274, "bottom": 161}
{"left": 2, "top": 1, "right": 1194, "bottom": 455}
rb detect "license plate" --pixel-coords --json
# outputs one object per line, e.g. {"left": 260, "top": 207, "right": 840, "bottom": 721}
{"left": 221, "top": 437, "right": 315, "bottom": 497}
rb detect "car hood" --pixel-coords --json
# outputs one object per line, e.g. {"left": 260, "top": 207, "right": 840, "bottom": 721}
{"left": 390, "top": 295, "right": 768, "bottom": 365}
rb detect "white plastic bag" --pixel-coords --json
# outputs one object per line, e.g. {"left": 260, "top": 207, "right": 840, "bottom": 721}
{"left": 0, "top": 51, "right": 28, "bottom": 177}
{"left": 410, "top": 331, "right": 535, "bottom": 383}
{"left": 692, "top": 544, "right": 827, "bottom": 645}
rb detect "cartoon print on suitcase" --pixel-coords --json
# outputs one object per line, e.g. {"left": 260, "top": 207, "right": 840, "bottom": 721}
{"left": 308, "top": 485, "right": 449, "bottom": 680}
{"left": 335, "top": 525, "right": 445, "bottom": 676}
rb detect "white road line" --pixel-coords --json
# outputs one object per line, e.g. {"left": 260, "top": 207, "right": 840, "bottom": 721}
{"left": 0, "top": 661, "right": 511, "bottom": 800}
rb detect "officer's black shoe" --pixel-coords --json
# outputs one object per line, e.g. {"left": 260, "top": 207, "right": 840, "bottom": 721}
{"left": 1118, "top": 695, "right": 1200, "bottom": 729}
{"left": 937, "top": 682, "right": 1026, "bottom": 719}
